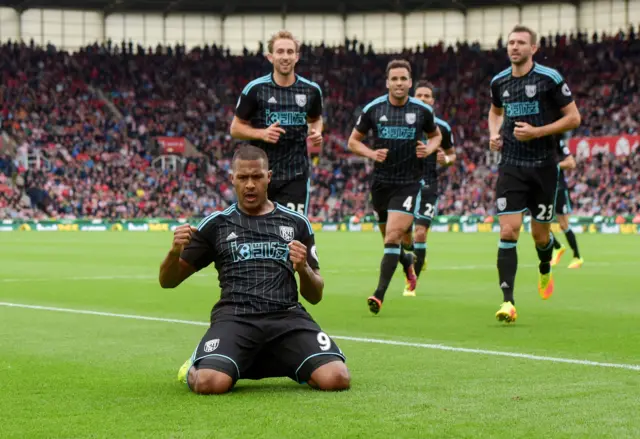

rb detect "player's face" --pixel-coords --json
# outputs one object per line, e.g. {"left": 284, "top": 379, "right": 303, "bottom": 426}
{"left": 268, "top": 38, "right": 299, "bottom": 76}
{"left": 507, "top": 32, "right": 538, "bottom": 66}
{"left": 386, "top": 68, "right": 412, "bottom": 100}
{"left": 232, "top": 159, "right": 272, "bottom": 211}
{"left": 414, "top": 87, "right": 434, "bottom": 106}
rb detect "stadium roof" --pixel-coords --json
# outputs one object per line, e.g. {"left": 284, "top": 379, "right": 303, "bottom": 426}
{"left": 0, "top": 0, "right": 580, "bottom": 15}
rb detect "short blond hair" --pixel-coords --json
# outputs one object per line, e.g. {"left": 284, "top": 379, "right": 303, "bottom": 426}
{"left": 268, "top": 30, "right": 300, "bottom": 53}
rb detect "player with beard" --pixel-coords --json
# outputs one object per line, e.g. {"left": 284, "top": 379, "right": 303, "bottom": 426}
{"left": 160, "top": 145, "right": 349, "bottom": 394}
{"left": 489, "top": 25, "right": 581, "bottom": 323}
{"left": 230, "top": 30, "right": 323, "bottom": 216}
{"left": 348, "top": 60, "right": 442, "bottom": 315}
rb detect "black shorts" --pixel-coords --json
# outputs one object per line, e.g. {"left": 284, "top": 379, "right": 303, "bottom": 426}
{"left": 370, "top": 181, "right": 421, "bottom": 224}
{"left": 414, "top": 184, "right": 438, "bottom": 228}
{"left": 495, "top": 164, "right": 559, "bottom": 223}
{"left": 186, "top": 308, "right": 345, "bottom": 389}
{"left": 268, "top": 177, "right": 310, "bottom": 216}
{"left": 554, "top": 187, "right": 572, "bottom": 216}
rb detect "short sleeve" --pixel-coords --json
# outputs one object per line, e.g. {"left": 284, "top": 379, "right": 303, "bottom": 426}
{"left": 295, "top": 217, "right": 319, "bottom": 270}
{"left": 491, "top": 81, "right": 503, "bottom": 108}
{"left": 235, "top": 86, "right": 259, "bottom": 121}
{"left": 302, "top": 234, "right": 320, "bottom": 270}
{"left": 550, "top": 79, "right": 574, "bottom": 109}
{"left": 422, "top": 108, "right": 437, "bottom": 135}
{"left": 354, "top": 110, "right": 373, "bottom": 135}
{"left": 307, "top": 85, "right": 323, "bottom": 119}
{"left": 440, "top": 124, "right": 454, "bottom": 151}
{"left": 180, "top": 229, "right": 216, "bottom": 271}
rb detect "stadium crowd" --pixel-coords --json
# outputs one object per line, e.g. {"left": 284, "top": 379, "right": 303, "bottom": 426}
{"left": 1, "top": 28, "right": 639, "bottom": 221}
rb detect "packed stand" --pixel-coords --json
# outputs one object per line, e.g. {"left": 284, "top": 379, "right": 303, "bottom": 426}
{"left": 1, "top": 29, "right": 639, "bottom": 221}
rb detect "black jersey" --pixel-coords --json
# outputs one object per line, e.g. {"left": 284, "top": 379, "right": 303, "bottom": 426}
{"left": 556, "top": 140, "right": 572, "bottom": 189}
{"left": 181, "top": 203, "right": 319, "bottom": 316}
{"left": 354, "top": 95, "right": 437, "bottom": 185}
{"left": 490, "top": 62, "right": 574, "bottom": 168}
{"left": 235, "top": 74, "right": 323, "bottom": 181}
{"left": 421, "top": 117, "right": 455, "bottom": 188}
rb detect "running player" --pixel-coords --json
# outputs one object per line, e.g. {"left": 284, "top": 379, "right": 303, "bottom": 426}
{"left": 550, "top": 139, "right": 584, "bottom": 268}
{"left": 489, "top": 25, "right": 581, "bottom": 323}
{"left": 230, "top": 30, "right": 323, "bottom": 215}
{"left": 348, "top": 59, "right": 442, "bottom": 315}
{"left": 402, "top": 80, "right": 456, "bottom": 296}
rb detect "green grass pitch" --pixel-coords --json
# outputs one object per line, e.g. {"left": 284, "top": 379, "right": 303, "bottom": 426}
{"left": 1, "top": 232, "right": 639, "bottom": 438}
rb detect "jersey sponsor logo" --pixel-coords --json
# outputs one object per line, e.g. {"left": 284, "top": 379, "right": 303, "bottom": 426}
{"left": 295, "top": 94, "right": 307, "bottom": 107}
{"left": 525, "top": 85, "right": 537, "bottom": 98}
{"left": 265, "top": 109, "right": 307, "bottom": 126}
{"left": 504, "top": 101, "right": 540, "bottom": 117}
{"left": 405, "top": 113, "right": 416, "bottom": 124}
{"left": 376, "top": 124, "right": 416, "bottom": 140}
{"left": 279, "top": 226, "right": 294, "bottom": 242}
{"left": 204, "top": 339, "right": 219, "bottom": 352}
{"left": 230, "top": 241, "right": 289, "bottom": 263}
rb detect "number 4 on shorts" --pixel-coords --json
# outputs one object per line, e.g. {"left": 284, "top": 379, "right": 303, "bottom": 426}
{"left": 402, "top": 196, "right": 413, "bottom": 211}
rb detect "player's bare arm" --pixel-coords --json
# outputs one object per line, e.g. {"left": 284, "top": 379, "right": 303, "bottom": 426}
{"left": 230, "top": 116, "right": 286, "bottom": 144}
{"left": 348, "top": 129, "right": 388, "bottom": 162}
{"left": 558, "top": 154, "right": 577, "bottom": 170}
{"left": 159, "top": 224, "right": 197, "bottom": 288}
{"left": 288, "top": 240, "right": 324, "bottom": 304}
{"left": 516, "top": 102, "right": 581, "bottom": 141}
{"left": 416, "top": 127, "right": 442, "bottom": 158}
{"left": 307, "top": 116, "right": 323, "bottom": 147}
{"left": 488, "top": 104, "right": 505, "bottom": 151}
{"left": 437, "top": 148, "right": 456, "bottom": 167}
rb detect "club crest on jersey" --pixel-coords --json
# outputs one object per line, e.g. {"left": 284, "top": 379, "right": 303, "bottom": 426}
{"left": 295, "top": 94, "right": 307, "bottom": 107}
{"left": 279, "top": 226, "right": 295, "bottom": 242}
{"left": 204, "top": 339, "right": 219, "bottom": 353}
{"left": 405, "top": 113, "right": 416, "bottom": 124}
{"left": 525, "top": 85, "right": 537, "bottom": 98}
{"left": 497, "top": 197, "right": 507, "bottom": 211}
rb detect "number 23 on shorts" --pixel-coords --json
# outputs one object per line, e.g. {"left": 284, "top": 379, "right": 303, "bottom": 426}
{"left": 536, "top": 204, "right": 554, "bottom": 221}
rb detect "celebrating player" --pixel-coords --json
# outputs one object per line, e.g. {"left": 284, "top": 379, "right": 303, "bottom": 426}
{"left": 348, "top": 59, "right": 442, "bottom": 315}
{"left": 230, "top": 30, "right": 323, "bottom": 216}
{"left": 489, "top": 25, "right": 581, "bottom": 323}
{"left": 550, "top": 139, "right": 584, "bottom": 268}
{"left": 401, "top": 80, "right": 456, "bottom": 296}
{"left": 159, "top": 145, "right": 349, "bottom": 394}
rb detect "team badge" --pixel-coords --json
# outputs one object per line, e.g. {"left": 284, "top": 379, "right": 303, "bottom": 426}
{"left": 279, "top": 226, "right": 295, "bottom": 242}
{"left": 405, "top": 113, "right": 416, "bottom": 124}
{"left": 497, "top": 197, "right": 507, "bottom": 211}
{"left": 525, "top": 85, "right": 537, "bottom": 98}
{"left": 295, "top": 94, "right": 307, "bottom": 107}
{"left": 204, "top": 339, "right": 219, "bottom": 353}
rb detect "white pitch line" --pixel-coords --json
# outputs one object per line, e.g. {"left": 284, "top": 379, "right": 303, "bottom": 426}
{"left": 1, "top": 301, "right": 638, "bottom": 372}
{"left": 0, "top": 261, "right": 628, "bottom": 284}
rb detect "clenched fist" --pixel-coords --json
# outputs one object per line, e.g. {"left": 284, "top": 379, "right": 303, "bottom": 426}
{"left": 170, "top": 224, "right": 198, "bottom": 256}
{"left": 288, "top": 240, "right": 308, "bottom": 272}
